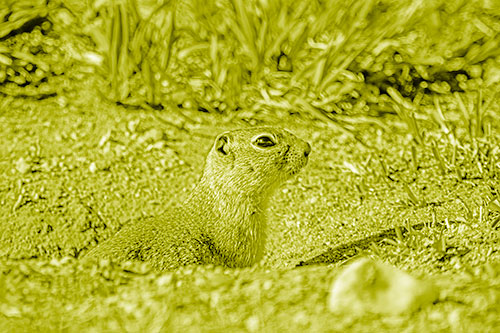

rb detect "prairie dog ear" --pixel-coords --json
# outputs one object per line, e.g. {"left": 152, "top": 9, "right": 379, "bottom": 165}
{"left": 215, "top": 133, "right": 231, "bottom": 155}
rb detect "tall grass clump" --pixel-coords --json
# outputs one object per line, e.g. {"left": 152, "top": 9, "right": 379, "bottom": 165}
{"left": 79, "top": 0, "right": 500, "bottom": 118}
{"left": 176, "top": 0, "right": 317, "bottom": 112}
{"left": 178, "top": 0, "right": 428, "bottom": 114}
{"left": 85, "top": 0, "right": 176, "bottom": 108}
{"left": 291, "top": 0, "right": 424, "bottom": 111}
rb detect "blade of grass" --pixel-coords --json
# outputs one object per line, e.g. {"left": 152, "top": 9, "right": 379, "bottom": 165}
{"left": 403, "top": 183, "right": 422, "bottom": 207}
{"left": 432, "top": 96, "right": 458, "bottom": 145}
{"left": 476, "top": 89, "right": 483, "bottom": 138}
{"left": 457, "top": 196, "right": 472, "bottom": 221}
{"left": 110, "top": 3, "right": 121, "bottom": 98}
{"left": 118, "top": 1, "right": 130, "bottom": 101}
{"left": 387, "top": 87, "right": 424, "bottom": 145}
{"left": 431, "top": 140, "right": 447, "bottom": 175}
{"left": 395, "top": 226, "right": 404, "bottom": 243}
{"left": 454, "top": 92, "right": 473, "bottom": 140}
{"left": 411, "top": 144, "right": 418, "bottom": 174}
{"left": 231, "top": 0, "right": 258, "bottom": 70}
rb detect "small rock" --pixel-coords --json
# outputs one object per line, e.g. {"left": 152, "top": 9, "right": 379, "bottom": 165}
{"left": 56, "top": 96, "right": 68, "bottom": 107}
{"left": 245, "top": 315, "right": 260, "bottom": 332}
{"left": 0, "top": 304, "right": 21, "bottom": 318}
{"left": 89, "top": 162, "right": 97, "bottom": 173}
{"left": 328, "top": 257, "right": 439, "bottom": 316}
{"left": 146, "top": 140, "right": 166, "bottom": 151}
{"left": 15, "top": 157, "right": 31, "bottom": 174}
{"left": 99, "top": 130, "right": 111, "bottom": 147}
{"left": 137, "top": 128, "right": 164, "bottom": 145}
{"left": 156, "top": 273, "right": 173, "bottom": 287}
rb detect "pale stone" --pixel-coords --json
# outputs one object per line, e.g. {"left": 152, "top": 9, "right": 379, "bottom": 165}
{"left": 328, "top": 257, "right": 439, "bottom": 316}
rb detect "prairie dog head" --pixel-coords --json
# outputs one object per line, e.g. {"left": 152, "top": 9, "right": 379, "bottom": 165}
{"left": 202, "top": 127, "right": 311, "bottom": 197}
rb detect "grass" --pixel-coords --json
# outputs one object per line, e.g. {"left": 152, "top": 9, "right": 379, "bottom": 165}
{"left": 52, "top": 0, "right": 497, "bottom": 114}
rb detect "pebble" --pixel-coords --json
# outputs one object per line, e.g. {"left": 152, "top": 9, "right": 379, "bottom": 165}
{"left": 15, "top": 157, "right": 31, "bottom": 174}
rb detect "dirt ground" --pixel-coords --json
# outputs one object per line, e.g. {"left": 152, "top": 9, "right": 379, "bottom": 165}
{"left": 0, "top": 96, "right": 499, "bottom": 332}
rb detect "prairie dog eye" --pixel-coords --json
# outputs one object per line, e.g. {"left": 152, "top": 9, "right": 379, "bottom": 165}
{"left": 253, "top": 134, "right": 276, "bottom": 148}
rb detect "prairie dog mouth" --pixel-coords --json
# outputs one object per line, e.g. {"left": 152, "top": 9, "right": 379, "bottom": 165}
{"left": 283, "top": 145, "right": 291, "bottom": 157}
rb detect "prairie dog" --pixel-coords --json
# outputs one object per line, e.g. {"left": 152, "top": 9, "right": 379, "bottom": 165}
{"left": 85, "top": 127, "right": 311, "bottom": 270}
